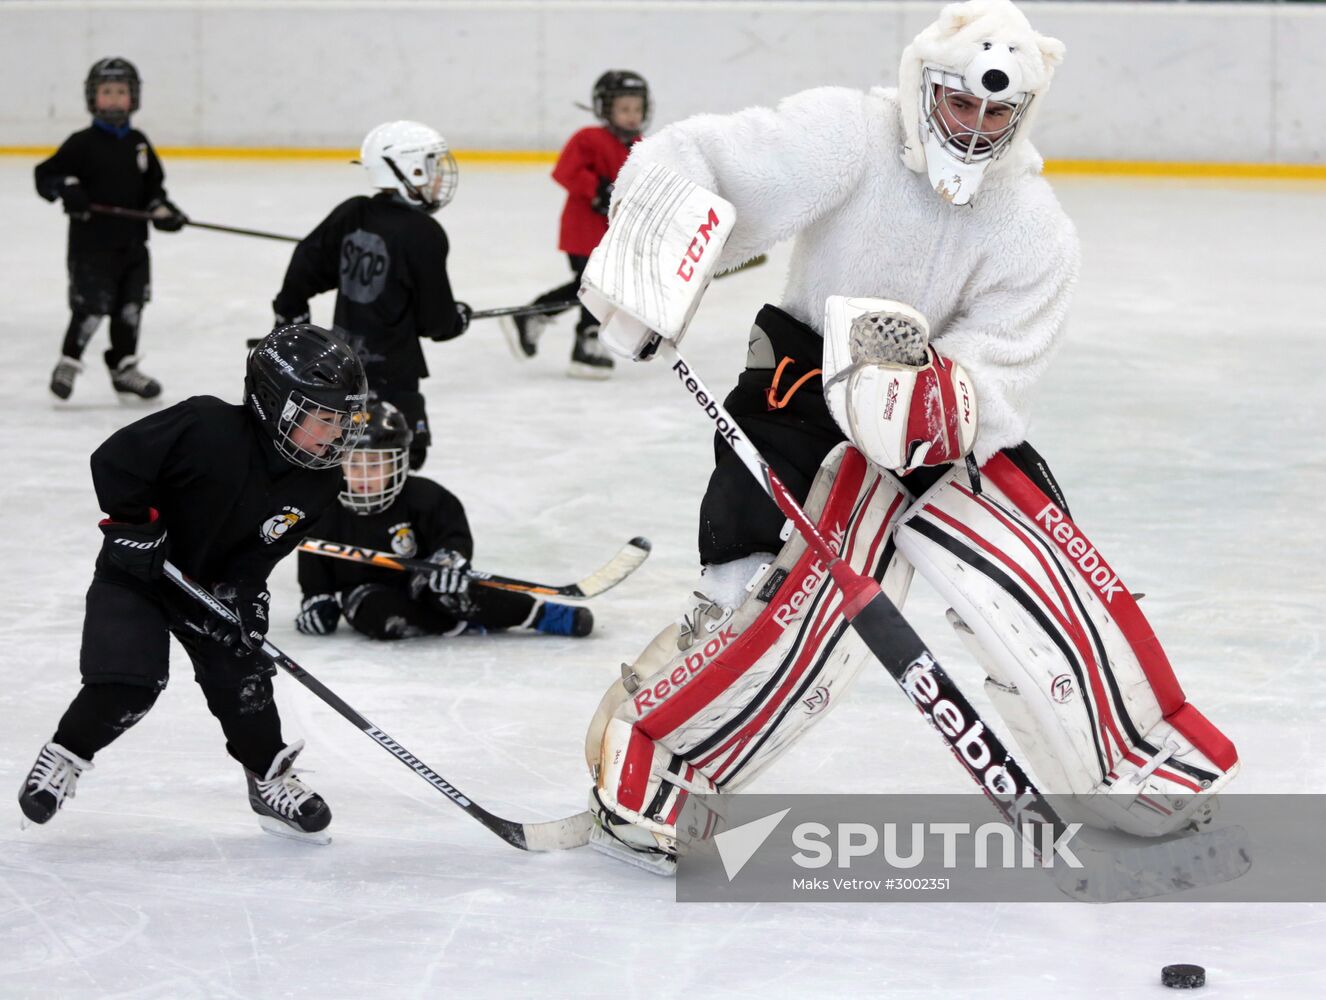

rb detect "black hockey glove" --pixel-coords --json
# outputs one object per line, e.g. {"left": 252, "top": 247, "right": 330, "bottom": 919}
{"left": 207, "top": 582, "right": 271, "bottom": 654}
{"left": 59, "top": 182, "right": 91, "bottom": 221}
{"left": 454, "top": 302, "right": 472, "bottom": 335}
{"left": 295, "top": 593, "right": 340, "bottom": 636}
{"left": 148, "top": 197, "right": 188, "bottom": 233}
{"left": 98, "top": 509, "right": 168, "bottom": 582}
{"left": 273, "top": 310, "right": 311, "bottom": 332}
{"left": 590, "top": 177, "right": 614, "bottom": 216}
{"left": 409, "top": 549, "right": 471, "bottom": 599}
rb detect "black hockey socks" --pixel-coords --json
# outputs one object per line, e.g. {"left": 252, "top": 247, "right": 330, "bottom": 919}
{"left": 201, "top": 678, "right": 286, "bottom": 776}
{"left": 53, "top": 681, "right": 161, "bottom": 760}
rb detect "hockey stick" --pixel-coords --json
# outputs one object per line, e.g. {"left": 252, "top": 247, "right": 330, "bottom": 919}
{"left": 471, "top": 300, "right": 578, "bottom": 321}
{"left": 298, "top": 536, "right": 651, "bottom": 600}
{"left": 162, "top": 561, "right": 593, "bottom": 851}
{"left": 245, "top": 301, "right": 589, "bottom": 349}
{"left": 90, "top": 204, "right": 300, "bottom": 243}
{"left": 657, "top": 342, "right": 1247, "bottom": 900}
{"left": 473, "top": 255, "right": 766, "bottom": 327}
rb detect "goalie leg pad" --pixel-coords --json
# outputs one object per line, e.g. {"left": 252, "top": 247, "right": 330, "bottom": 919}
{"left": 587, "top": 445, "right": 916, "bottom": 856}
{"left": 895, "top": 452, "right": 1238, "bottom": 837}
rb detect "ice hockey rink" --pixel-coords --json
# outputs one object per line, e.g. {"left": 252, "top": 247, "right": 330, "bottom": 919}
{"left": 1, "top": 153, "right": 1323, "bottom": 998}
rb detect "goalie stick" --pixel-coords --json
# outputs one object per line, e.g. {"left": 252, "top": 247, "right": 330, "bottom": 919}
{"left": 298, "top": 536, "right": 651, "bottom": 600}
{"left": 655, "top": 342, "right": 1246, "bottom": 901}
{"left": 163, "top": 561, "right": 593, "bottom": 851}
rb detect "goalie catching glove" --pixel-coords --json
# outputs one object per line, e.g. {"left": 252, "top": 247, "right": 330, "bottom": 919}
{"left": 822, "top": 296, "right": 978, "bottom": 473}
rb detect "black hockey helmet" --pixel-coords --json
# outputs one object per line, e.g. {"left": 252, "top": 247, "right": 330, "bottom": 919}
{"left": 592, "top": 70, "right": 650, "bottom": 137}
{"left": 339, "top": 396, "right": 413, "bottom": 515}
{"left": 85, "top": 57, "right": 141, "bottom": 125}
{"left": 245, "top": 324, "right": 368, "bottom": 471}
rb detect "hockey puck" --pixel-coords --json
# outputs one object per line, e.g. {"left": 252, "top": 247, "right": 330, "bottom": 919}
{"left": 1161, "top": 964, "right": 1206, "bottom": 989}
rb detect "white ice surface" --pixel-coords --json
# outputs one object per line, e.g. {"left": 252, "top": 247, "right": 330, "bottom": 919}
{"left": 0, "top": 159, "right": 1323, "bottom": 998}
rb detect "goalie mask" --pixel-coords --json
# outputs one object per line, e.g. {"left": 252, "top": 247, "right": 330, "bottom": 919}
{"left": 898, "top": 0, "right": 1064, "bottom": 206}
{"left": 339, "top": 398, "right": 413, "bottom": 515}
{"left": 359, "top": 121, "right": 458, "bottom": 214}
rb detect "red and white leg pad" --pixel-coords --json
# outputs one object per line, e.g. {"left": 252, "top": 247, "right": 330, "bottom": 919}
{"left": 894, "top": 454, "right": 1239, "bottom": 837}
{"left": 587, "top": 445, "right": 914, "bottom": 867}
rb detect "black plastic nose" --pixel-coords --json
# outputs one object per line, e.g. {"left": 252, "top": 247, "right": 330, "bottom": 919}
{"left": 982, "top": 68, "right": 1010, "bottom": 93}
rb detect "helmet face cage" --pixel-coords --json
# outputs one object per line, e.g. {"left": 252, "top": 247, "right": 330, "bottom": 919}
{"left": 273, "top": 390, "right": 366, "bottom": 471}
{"left": 339, "top": 446, "right": 410, "bottom": 514}
{"left": 379, "top": 142, "right": 457, "bottom": 214}
{"left": 85, "top": 58, "right": 141, "bottom": 123}
{"left": 921, "top": 67, "right": 1029, "bottom": 165}
{"left": 420, "top": 147, "right": 459, "bottom": 212}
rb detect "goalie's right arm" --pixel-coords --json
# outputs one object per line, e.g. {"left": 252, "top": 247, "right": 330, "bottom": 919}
{"left": 612, "top": 86, "right": 871, "bottom": 268}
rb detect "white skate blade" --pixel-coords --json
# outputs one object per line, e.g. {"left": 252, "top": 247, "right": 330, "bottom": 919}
{"left": 257, "top": 813, "right": 331, "bottom": 846}
{"left": 588, "top": 824, "right": 676, "bottom": 877}
{"left": 499, "top": 315, "right": 534, "bottom": 361}
{"left": 567, "top": 361, "right": 613, "bottom": 381}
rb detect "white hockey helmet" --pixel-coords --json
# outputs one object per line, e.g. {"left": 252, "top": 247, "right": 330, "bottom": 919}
{"left": 898, "top": 0, "right": 1064, "bottom": 206}
{"left": 359, "top": 121, "right": 458, "bottom": 214}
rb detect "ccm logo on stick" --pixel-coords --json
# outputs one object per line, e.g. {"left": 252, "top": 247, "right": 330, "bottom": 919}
{"left": 676, "top": 208, "right": 722, "bottom": 282}
{"left": 1035, "top": 505, "right": 1124, "bottom": 603}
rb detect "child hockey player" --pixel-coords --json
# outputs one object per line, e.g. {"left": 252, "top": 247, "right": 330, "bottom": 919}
{"left": 503, "top": 71, "right": 649, "bottom": 378}
{"left": 577, "top": 0, "right": 1238, "bottom": 872}
{"left": 35, "top": 57, "right": 187, "bottom": 401}
{"left": 272, "top": 121, "right": 470, "bottom": 469}
{"left": 18, "top": 325, "right": 368, "bottom": 843}
{"left": 294, "top": 398, "right": 593, "bottom": 640}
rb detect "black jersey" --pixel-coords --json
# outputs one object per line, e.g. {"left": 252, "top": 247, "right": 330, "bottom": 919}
{"left": 297, "top": 476, "right": 472, "bottom": 597}
{"left": 34, "top": 123, "right": 166, "bottom": 253}
{"left": 272, "top": 193, "right": 463, "bottom": 385}
{"left": 91, "top": 396, "right": 341, "bottom": 588}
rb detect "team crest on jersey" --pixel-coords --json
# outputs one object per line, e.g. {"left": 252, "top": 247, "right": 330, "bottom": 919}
{"left": 136, "top": 142, "right": 148, "bottom": 173}
{"left": 389, "top": 522, "right": 417, "bottom": 557}
{"left": 259, "top": 506, "right": 307, "bottom": 544}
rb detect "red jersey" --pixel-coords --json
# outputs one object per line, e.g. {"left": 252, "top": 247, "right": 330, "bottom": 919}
{"left": 552, "top": 125, "right": 638, "bottom": 256}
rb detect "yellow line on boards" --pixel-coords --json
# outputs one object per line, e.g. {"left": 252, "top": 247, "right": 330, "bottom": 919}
{"left": 1044, "top": 159, "right": 1326, "bottom": 181}
{"left": 2, "top": 146, "right": 1323, "bottom": 179}
{"left": 0, "top": 146, "right": 558, "bottom": 164}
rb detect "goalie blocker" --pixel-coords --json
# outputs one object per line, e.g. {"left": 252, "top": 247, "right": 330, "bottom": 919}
{"left": 587, "top": 443, "right": 1238, "bottom": 870}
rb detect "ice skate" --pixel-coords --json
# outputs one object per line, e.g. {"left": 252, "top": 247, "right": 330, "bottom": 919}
{"left": 110, "top": 355, "right": 162, "bottom": 399}
{"left": 246, "top": 740, "right": 332, "bottom": 845}
{"left": 533, "top": 601, "right": 594, "bottom": 637}
{"left": 18, "top": 741, "right": 93, "bottom": 826}
{"left": 501, "top": 311, "right": 549, "bottom": 360}
{"left": 568, "top": 325, "right": 614, "bottom": 379}
{"left": 587, "top": 788, "right": 677, "bottom": 876}
{"left": 49, "top": 356, "right": 84, "bottom": 400}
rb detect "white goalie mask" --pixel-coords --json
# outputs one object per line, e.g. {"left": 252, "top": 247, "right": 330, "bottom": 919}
{"left": 359, "top": 120, "right": 458, "bottom": 214}
{"left": 898, "top": 0, "right": 1065, "bottom": 206}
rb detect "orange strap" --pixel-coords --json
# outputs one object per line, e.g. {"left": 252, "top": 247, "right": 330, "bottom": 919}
{"left": 765, "top": 356, "right": 822, "bottom": 410}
